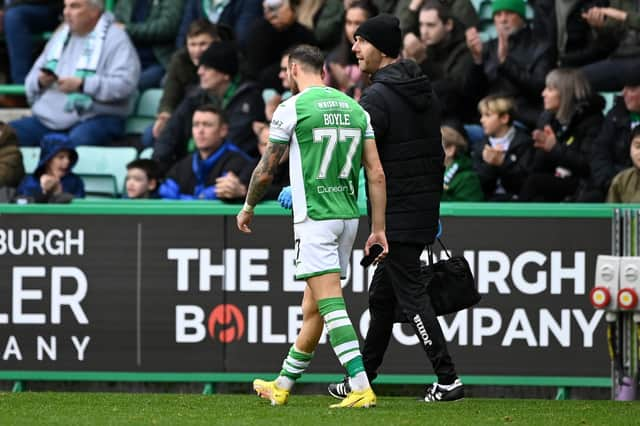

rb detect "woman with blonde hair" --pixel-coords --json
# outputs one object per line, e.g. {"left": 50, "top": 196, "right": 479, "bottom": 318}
{"left": 519, "top": 68, "right": 605, "bottom": 201}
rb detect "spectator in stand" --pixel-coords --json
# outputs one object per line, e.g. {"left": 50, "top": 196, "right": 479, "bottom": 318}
{"left": 324, "top": 1, "right": 376, "bottom": 99}
{"left": 396, "top": 0, "right": 478, "bottom": 35}
{"left": 554, "top": 0, "right": 616, "bottom": 68}
{"left": 441, "top": 120, "right": 483, "bottom": 201}
{"left": 9, "top": 0, "right": 140, "bottom": 148}
{"left": 581, "top": 1, "right": 640, "bottom": 92}
{"left": 241, "top": 121, "right": 290, "bottom": 201}
{"left": 1, "top": 1, "right": 63, "bottom": 86}
{"left": 464, "top": 0, "right": 554, "bottom": 129}
{"left": 153, "top": 41, "right": 264, "bottom": 174}
{"left": 142, "top": 19, "right": 229, "bottom": 148}
{"left": 591, "top": 70, "right": 640, "bottom": 200}
{"left": 472, "top": 95, "right": 534, "bottom": 200}
{"left": 519, "top": 68, "right": 604, "bottom": 202}
{"left": 263, "top": 51, "right": 292, "bottom": 122}
{"left": 245, "top": 0, "right": 316, "bottom": 90}
{"left": 296, "top": 0, "right": 344, "bottom": 51}
{"left": 607, "top": 126, "right": 640, "bottom": 203}
{"left": 17, "top": 133, "right": 84, "bottom": 202}
{"left": 176, "top": 0, "right": 262, "bottom": 50}
{"left": 403, "top": 0, "right": 474, "bottom": 122}
{"left": 0, "top": 122, "right": 25, "bottom": 189}
{"left": 125, "top": 158, "right": 160, "bottom": 199}
{"left": 158, "top": 104, "right": 252, "bottom": 201}
{"left": 114, "top": 0, "right": 185, "bottom": 91}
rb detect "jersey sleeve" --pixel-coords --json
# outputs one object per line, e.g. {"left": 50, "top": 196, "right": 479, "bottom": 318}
{"left": 364, "top": 110, "right": 375, "bottom": 140}
{"left": 269, "top": 98, "right": 297, "bottom": 144}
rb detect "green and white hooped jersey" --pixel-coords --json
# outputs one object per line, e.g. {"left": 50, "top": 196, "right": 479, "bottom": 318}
{"left": 269, "top": 86, "right": 374, "bottom": 223}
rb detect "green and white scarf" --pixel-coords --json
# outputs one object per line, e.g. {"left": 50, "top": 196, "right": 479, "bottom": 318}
{"left": 44, "top": 12, "right": 112, "bottom": 114}
{"left": 202, "top": 0, "right": 230, "bottom": 23}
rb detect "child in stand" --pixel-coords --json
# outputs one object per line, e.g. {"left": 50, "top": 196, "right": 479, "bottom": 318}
{"left": 472, "top": 95, "right": 534, "bottom": 201}
{"left": 17, "top": 133, "right": 84, "bottom": 202}
{"left": 441, "top": 121, "right": 484, "bottom": 202}
{"left": 607, "top": 126, "right": 640, "bottom": 203}
{"left": 125, "top": 159, "right": 160, "bottom": 199}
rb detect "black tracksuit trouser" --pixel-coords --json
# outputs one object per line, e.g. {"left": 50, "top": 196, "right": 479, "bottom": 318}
{"left": 362, "top": 241, "right": 458, "bottom": 385}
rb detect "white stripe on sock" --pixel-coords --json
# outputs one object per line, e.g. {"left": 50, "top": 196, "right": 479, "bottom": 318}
{"left": 326, "top": 318, "right": 352, "bottom": 331}
{"left": 338, "top": 349, "right": 361, "bottom": 365}
{"left": 324, "top": 310, "right": 348, "bottom": 323}
{"left": 283, "top": 364, "right": 306, "bottom": 374}
{"left": 285, "top": 358, "right": 310, "bottom": 369}
{"left": 333, "top": 341, "right": 360, "bottom": 356}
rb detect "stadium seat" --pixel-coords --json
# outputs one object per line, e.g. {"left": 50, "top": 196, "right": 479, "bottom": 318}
{"left": 20, "top": 147, "right": 41, "bottom": 174}
{"left": 125, "top": 117, "right": 153, "bottom": 135}
{"left": 74, "top": 146, "right": 137, "bottom": 195}
{"left": 80, "top": 174, "right": 119, "bottom": 198}
{"left": 525, "top": 3, "right": 534, "bottom": 20}
{"left": 471, "top": 0, "right": 484, "bottom": 12}
{"left": 124, "top": 88, "right": 162, "bottom": 135}
{"left": 601, "top": 92, "right": 618, "bottom": 115}
{"left": 137, "top": 88, "right": 163, "bottom": 118}
{"left": 139, "top": 147, "right": 154, "bottom": 159}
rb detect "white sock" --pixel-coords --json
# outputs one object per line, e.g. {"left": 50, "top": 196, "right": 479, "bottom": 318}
{"left": 440, "top": 379, "right": 461, "bottom": 390}
{"left": 349, "top": 371, "right": 369, "bottom": 392}
{"left": 275, "top": 375, "right": 295, "bottom": 391}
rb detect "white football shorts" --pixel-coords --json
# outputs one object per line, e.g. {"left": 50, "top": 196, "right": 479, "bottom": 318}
{"left": 293, "top": 217, "right": 359, "bottom": 280}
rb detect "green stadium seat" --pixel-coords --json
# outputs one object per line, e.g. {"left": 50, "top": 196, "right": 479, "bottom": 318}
{"left": 123, "top": 88, "right": 162, "bottom": 135}
{"left": 139, "top": 147, "right": 154, "bottom": 159}
{"left": 80, "top": 174, "right": 118, "bottom": 198}
{"left": 526, "top": 3, "right": 534, "bottom": 20}
{"left": 20, "top": 147, "right": 41, "bottom": 174}
{"left": 74, "top": 146, "right": 137, "bottom": 194}
{"left": 136, "top": 88, "right": 163, "bottom": 118}
{"left": 600, "top": 92, "right": 618, "bottom": 115}
{"left": 480, "top": 24, "right": 497, "bottom": 41}
{"left": 125, "top": 117, "right": 154, "bottom": 135}
{"left": 471, "top": 0, "right": 484, "bottom": 12}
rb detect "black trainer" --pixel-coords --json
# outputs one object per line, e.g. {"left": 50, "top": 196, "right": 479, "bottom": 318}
{"left": 423, "top": 378, "right": 464, "bottom": 402}
{"left": 327, "top": 376, "right": 350, "bottom": 399}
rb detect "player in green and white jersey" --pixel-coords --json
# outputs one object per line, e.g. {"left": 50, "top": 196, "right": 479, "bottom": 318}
{"left": 237, "top": 45, "right": 388, "bottom": 408}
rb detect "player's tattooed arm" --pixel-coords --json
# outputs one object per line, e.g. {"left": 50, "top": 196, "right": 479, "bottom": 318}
{"left": 245, "top": 142, "right": 288, "bottom": 207}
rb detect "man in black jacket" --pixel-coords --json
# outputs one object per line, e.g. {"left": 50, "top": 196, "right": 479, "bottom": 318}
{"left": 328, "top": 14, "right": 463, "bottom": 403}
{"left": 464, "top": 0, "right": 553, "bottom": 128}
{"left": 591, "top": 70, "right": 640, "bottom": 199}
{"left": 153, "top": 41, "right": 265, "bottom": 174}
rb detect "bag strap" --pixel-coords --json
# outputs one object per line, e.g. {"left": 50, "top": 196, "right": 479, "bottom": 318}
{"left": 436, "top": 237, "right": 452, "bottom": 259}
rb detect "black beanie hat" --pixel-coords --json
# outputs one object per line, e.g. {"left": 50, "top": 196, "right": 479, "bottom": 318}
{"left": 354, "top": 13, "right": 401, "bottom": 58}
{"left": 199, "top": 41, "right": 239, "bottom": 76}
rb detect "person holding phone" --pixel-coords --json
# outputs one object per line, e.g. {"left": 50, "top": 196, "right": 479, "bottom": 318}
{"left": 9, "top": 0, "right": 140, "bottom": 148}
{"left": 328, "top": 13, "right": 464, "bottom": 403}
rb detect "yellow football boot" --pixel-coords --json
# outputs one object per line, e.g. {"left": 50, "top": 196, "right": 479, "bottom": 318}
{"left": 253, "top": 378, "right": 290, "bottom": 406}
{"left": 329, "top": 387, "right": 376, "bottom": 408}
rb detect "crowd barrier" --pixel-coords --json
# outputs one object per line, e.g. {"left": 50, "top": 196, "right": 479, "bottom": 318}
{"left": 0, "top": 201, "right": 622, "bottom": 397}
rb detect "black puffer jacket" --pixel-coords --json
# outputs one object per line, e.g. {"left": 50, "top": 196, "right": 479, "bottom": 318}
{"left": 591, "top": 97, "right": 635, "bottom": 197}
{"left": 360, "top": 59, "right": 443, "bottom": 244}
{"left": 532, "top": 95, "right": 605, "bottom": 201}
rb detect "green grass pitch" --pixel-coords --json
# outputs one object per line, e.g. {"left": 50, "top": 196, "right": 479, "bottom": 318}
{"left": 2, "top": 393, "right": 640, "bottom": 425}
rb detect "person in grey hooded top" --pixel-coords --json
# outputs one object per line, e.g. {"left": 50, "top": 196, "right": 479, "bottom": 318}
{"left": 9, "top": 0, "right": 140, "bottom": 147}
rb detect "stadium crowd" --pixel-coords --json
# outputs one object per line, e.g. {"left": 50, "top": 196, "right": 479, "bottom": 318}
{"left": 0, "top": 0, "right": 639, "bottom": 203}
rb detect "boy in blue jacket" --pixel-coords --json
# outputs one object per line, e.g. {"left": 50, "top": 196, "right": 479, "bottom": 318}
{"left": 17, "top": 133, "right": 84, "bottom": 202}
